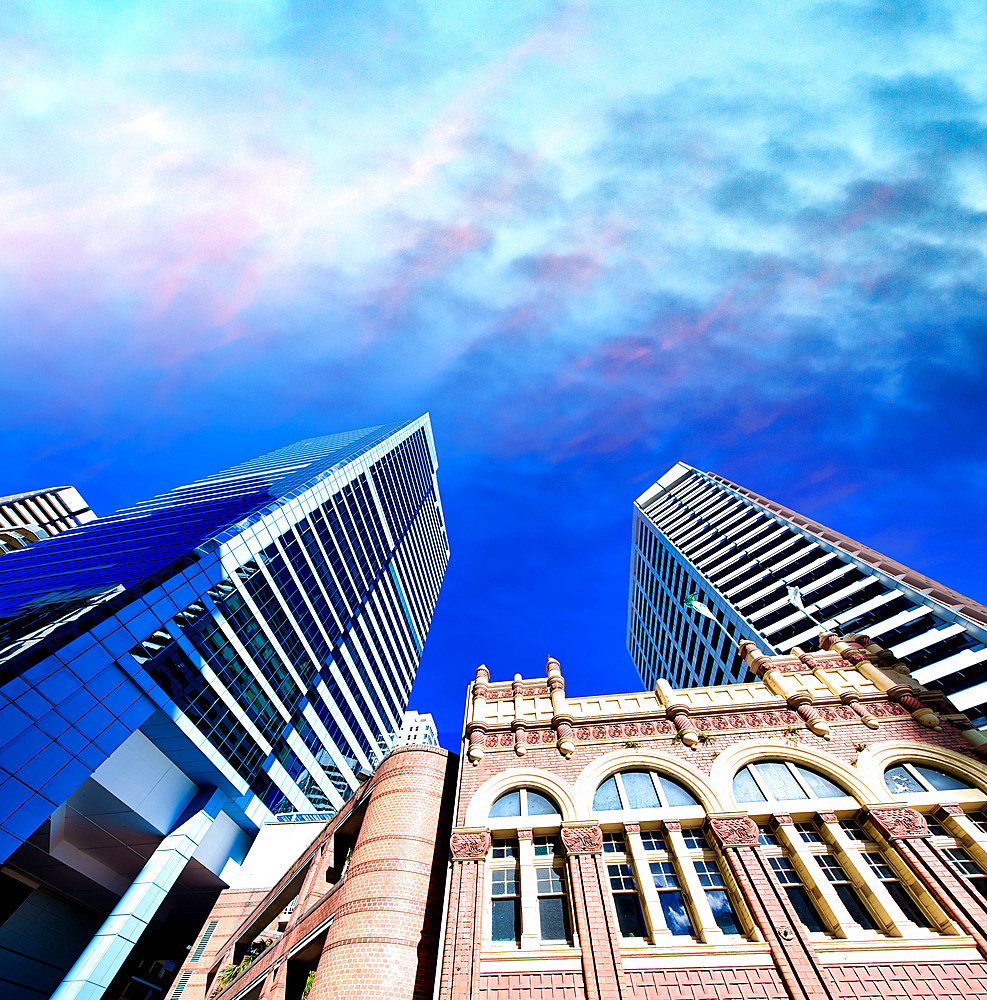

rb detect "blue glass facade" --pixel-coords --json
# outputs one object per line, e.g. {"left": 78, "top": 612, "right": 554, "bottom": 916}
{"left": 0, "top": 415, "right": 449, "bottom": 1000}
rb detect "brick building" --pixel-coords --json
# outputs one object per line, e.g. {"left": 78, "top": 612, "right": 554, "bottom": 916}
{"left": 174, "top": 632, "right": 987, "bottom": 1000}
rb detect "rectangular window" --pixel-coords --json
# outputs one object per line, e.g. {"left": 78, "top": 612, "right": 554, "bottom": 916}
{"left": 681, "top": 829, "right": 708, "bottom": 851}
{"left": 533, "top": 836, "right": 557, "bottom": 857}
{"left": 607, "top": 863, "right": 647, "bottom": 939}
{"left": 650, "top": 860, "right": 695, "bottom": 937}
{"left": 816, "top": 854, "right": 882, "bottom": 932}
{"left": 863, "top": 852, "right": 934, "bottom": 929}
{"left": 536, "top": 868, "right": 571, "bottom": 941}
{"left": 769, "top": 856, "right": 827, "bottom": 934}
{"left": 490, "top": 868, "right": 520, "bottom": 943}
{"left": 794, "top": 822, "right": 823, "bottom": 845}
{"left": 603, "top": 832, "right": 627, "bottom": 853}
{"left": 943, "top": 847, "right": 987, "bottom": 896}
{"left": 491, "top": 838, "right": 516, "bottom": 859}
{"left": 693, "top": 858, "right": 741, "bottom": 935}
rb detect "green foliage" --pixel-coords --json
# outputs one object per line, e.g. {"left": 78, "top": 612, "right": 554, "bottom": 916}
{"left": 301, "top": 971, "right": 315, "bottom": 1000}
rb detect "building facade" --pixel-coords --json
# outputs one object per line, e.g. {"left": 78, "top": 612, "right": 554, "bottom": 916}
{"left": 0, "top": 486, "right": 96, "bottom": 553}
{"left": 0, "top": 416, "right": 449, "bottom": 1000}
{"left": 628, "top": 463, "right": 987, "bottom": 725}
{"left": 166, "top": 744, "right": 456, "bottom": 1000}
{"left": 176, "top": 633, "right": 987, "bottom": 1000}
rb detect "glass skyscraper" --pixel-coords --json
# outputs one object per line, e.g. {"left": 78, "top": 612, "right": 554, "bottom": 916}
{"left": 0, "top": 415, "right": 448, "bottom": 1000}
{"left": 628, "top": 462, "right": 987, "bottom": 723}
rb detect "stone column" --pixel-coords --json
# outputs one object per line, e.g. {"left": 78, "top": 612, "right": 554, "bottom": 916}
{"left": 561, "top": 823, "right": 630, "bottom": 1000}
{"left": 707, "top": 816, "right": 839, "bottom": 1000}
{"left": 436, "top": 829, "right": 490, "bottom": 1000}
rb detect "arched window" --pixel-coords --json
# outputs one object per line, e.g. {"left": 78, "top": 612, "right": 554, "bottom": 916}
{"left": 489, "top": 787, "right": 560, "bottom": 820}
{"left": 732, "top": 760, "right": 849, "bottom": 804}
{"left": 884, "top": 763, "right": 976, "bottom": 796}
{"left": 593, "top": 769, "right": 700, "bottom": 812}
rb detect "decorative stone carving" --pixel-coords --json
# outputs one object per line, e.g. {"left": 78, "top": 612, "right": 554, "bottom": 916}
{"left": 935, "top": 803, "right": 964, "bottom": 817}
{"left": 624, "top": 723, "right": 639, "bottom": 737}
{"left": 577, "top": 727, "right": 591, "bottom": 741}
{"left": 561, "top": 826, "right": 604, "bottom": 855}
{"left": 817, "top": 812, "right": 837, "bottom": 824}
{"left": 592, "top": 725, "right": 607, "bottom": 739}
{"left": 769, "top": 814, "right": 794, "bottom": 828}
{"left": 663, "top": 821, "right": 682, "bottom": 832}
{"left": 639, "top": 721, "right": 656, "bottom": 736}
{"left": 451, "top": 831, "right": 492, "bottom": 859}
{"left": 708, "top": 817, "right": 759, "bottom": 847}
{"left": 655, "top": 720, "right": 674, "bottom": 735}
{"left": 608, "top": 725, "right": 622, "bottom": 739}
{"left": 866, "top": 807, "right": 929, "bottom": 840}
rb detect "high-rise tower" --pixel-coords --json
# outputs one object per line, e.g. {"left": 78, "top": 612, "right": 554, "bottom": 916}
{"left": 628, "top": 462, "right": 987, "bottom": 724}
{"left": 0, "top": 416, "right": 449, "bottom": 1000}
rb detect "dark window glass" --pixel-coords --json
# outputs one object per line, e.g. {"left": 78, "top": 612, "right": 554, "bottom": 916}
{"left": 612, "top": 893, "right": 647, "bottom": 938}
{"left": 538, "top": 896, "right": 569, "bottom": 940}
{"left": 491, "top": 899, "right": 519, "bottom": 942}
{"left": 489, "top": 791, "right": 522, "bottom": 818}
{"left": 770, "top": 857, "right": 826, "bottom": 934}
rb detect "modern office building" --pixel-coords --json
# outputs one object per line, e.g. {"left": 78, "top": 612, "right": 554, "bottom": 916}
{"left": 0, "top": 486, "right": 96, "bottom": 553}
{"left": 628, "top": 462, "right": 987, "bottom": 725}
{"left": 0, "top": 416, "right": 449, "bottom": 1000}
{"left": 177, "top": 640, "right": 987, "bottom": 1000}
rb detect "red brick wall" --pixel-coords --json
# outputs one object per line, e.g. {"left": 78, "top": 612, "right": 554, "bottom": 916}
{"left": 312, "top": 747, "right": 455, "bottom": 1000}
{"left": 626, "top": 967, "right": 787, "bottom": 999}
{"left": 827, "top": 962, "right": 987, "bottom": 997}
{"left": 477, "top": 971, "right": 586, "bottom": 998}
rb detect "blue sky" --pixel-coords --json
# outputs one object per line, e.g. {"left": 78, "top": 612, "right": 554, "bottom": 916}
{"left": 1, "top": 0, "right": 985, "bottom": 746}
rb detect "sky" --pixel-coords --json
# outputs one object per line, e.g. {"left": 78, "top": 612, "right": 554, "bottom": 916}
{"left": 1, "top": 0, "right": 986, "bottom": 748}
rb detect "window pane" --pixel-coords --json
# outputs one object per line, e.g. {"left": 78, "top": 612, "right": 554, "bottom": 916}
{"left": 659, "top": 774, "right": 700, "bottom": 807}
{"left": 623, "top": 771, "right": 661, "bottom": 809}
{"left": 913, "top": 765, "right": 971, "bottom": 792}
{"left": 538, "top": 896, "right": 570, "bottom": 941}
{"left": 594, "top": 777, "right": 622, "bottom": 812}
{"left": 492, "top": 898, "right": 519, "bottom": 942}
{"left": 658, "top": 890, "right": 693, "bottom": 936}
{"left": 613, "top": 893, "right": 647, "bottom": 938}
{"left": 794, "top": 765, "right": 846, "bottom": 799}
{"left": 526, "top": 789, "right": 558, "bottom": 815}
{"left": 733, "top": 767, "right": 767, "bottom": 804}
{"left": 884, "top": 766, "right": 924, "bottom": 795}
{"left": 886, "top": 881, "right": 934, "bottom": 929}
{"left": 834, "top": 883, "right": 881, "bottom": 932}
{"left": 785, "top": 886, "right": 825, "bottom": 934}
{"left": 536, "top": 869, "right": 563, "bottom": 894}
{"left": 707, "top": 889, "right": 741, "bottom": 935}
{"left": 490, "top": 790, "right": 522, "bottom": 818}
{"left": 755, "top": 762, "right": 808, "bottom": 801}
{"left": 603, "top": 832, "right": 626, "bottom": 853}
